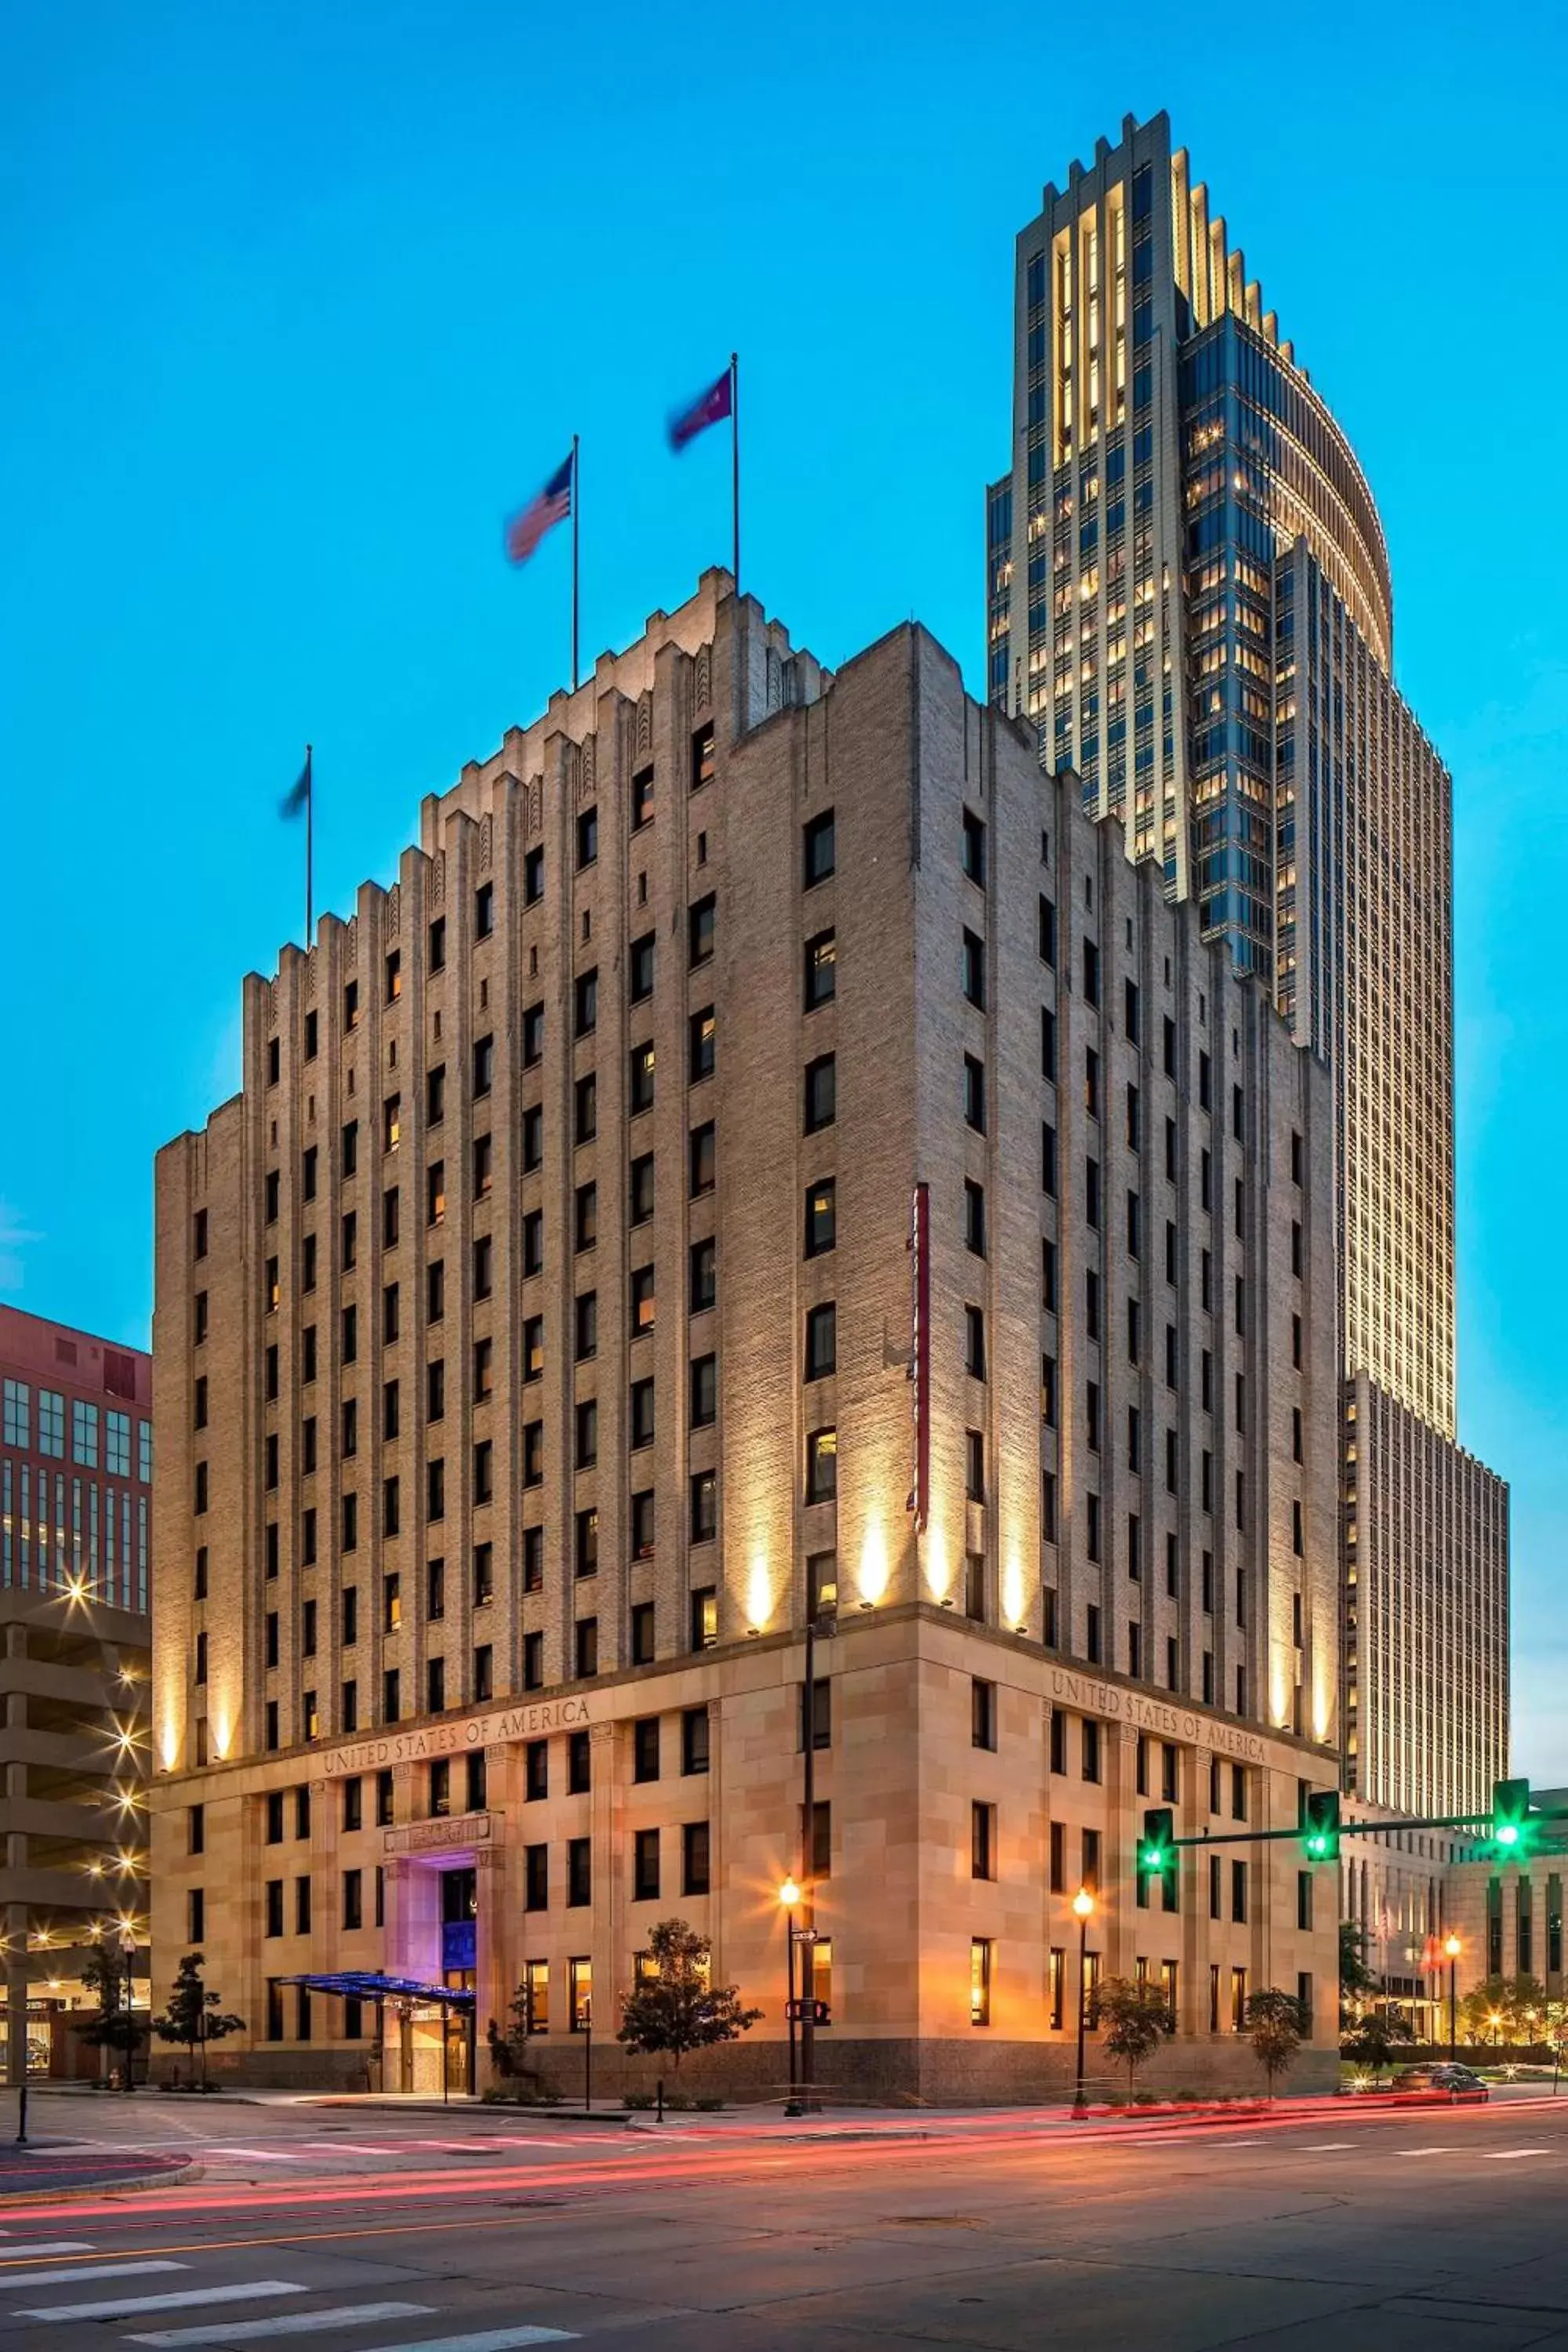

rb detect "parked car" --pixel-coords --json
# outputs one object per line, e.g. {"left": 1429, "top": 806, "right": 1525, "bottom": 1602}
{"left": 1390, "top": 2063, "right": 1489, "bottom": 2100}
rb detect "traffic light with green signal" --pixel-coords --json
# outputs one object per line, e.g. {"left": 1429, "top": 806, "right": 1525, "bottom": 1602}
{"left": 1137, "top": 1806, "right": 1176, "bottom": 1885}
{"left": 1492, "top": 1777, "right": 1533, "bottom": 1854}
{"left": 1302, "top": 1788, "right": 1341, "bottom": 1861}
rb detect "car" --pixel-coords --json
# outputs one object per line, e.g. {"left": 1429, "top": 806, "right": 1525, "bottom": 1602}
{"left": 1389, "top": 2063, "right": 1489, "bottom": 2100}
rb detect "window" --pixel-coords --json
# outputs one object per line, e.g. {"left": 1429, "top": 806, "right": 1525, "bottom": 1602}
{"left": 805, "top": 1180, "right": 836, "bottom": 1257}
{"left": 576, "top": 804, "right": 599, "bottom": 867}
{"left": 689, "top": 1585, "right": 717, "bottom": 1650}
{"left": 682, "top": 1821, "right": 711, "bottom": 1896}
{"left": 688, "top": 1239, "right": 716, "bottom": 1312}
{"left": 575, "top": 1182, "right": 597, "bottom": 1251}
{"left": 688, "top": 1122, "right": 716, "bottom": 1196}
{"left": 688, "top": 893, "right": 716, "bottom": 967}
{"left": 630, "top": 1155, "right": 655, "bottom": 1225}
{"left": 690, "top": 1475, "right": 717, "bottom": 1545}
{"left": 630, "top": 1040, "right": 655, "bottom": 1115}
{"left": 807, "top": 1426, "right": 837, "bottom": 1504}
{"left": 965, "top": 1304, "right": 985, "bottom": 1380}
{"left": 965, "top": 1427, "right": 984, "bottom": 1502}
{"left": 630, "top": 1377, "right": 655, "bottom": 1448}
{"left": 682, "top": 1707, "right": 710, "bottom": 1774}
{"left": 804, "top": 1304, "right": 836, "bottom": 1381}
{"left": 474, "top": 880, "right": 494, "bottom": 939}
{"left": 1038, "top": 892, "right": 1057, "bottom": 967}
{"left": 804, "top": 930, "right": 837, "bottom": 1009}
{"left": 972, "top": 1678, "right": 997, "bottom": 1751}
{"left": 522, "top": 1000, "right": 544, "bottom": 1066}
{"left": 688, "top": 1007, "right": 716, "bottom": 1083}
{"left": 568, "top": 1838, "right": 592, "bottom": 1907}
{"left": 962, "top": 927, "right": 985, "bottom": 1009}
{"left": 574, "top": 968, "right": 598, "bottom": 1037}
{"left": 804, "top": 1054, "right": 836, "bottom": 1133}
{"left": 961, "top": 808, "right": 985, "bottom": 886}
{"left": 630, "top": 932, "right": 655, "bottom": 1000}
{"left": 631, "top": 1599, "right": 656, "bottom": 1662}
{"left": 521, "top": 1104, "right": 542, "bottom": 1171}
{"left": 631, "top": 1263, "right": 656, "bottom": 1333}
{"left": 691, "top": 724, "right": 716, "bottom": 790}
{"left": 964, "top": 1181, "right": 985, "bottom": 1256}
{"left": 575, "top": 1617, "right": 599, "bottom": 1679}
{"left": 524, "top": 1421, "right": 543, "bottom": 1486}
{"left": 971, "top": 1800, "right": 996, "bottom": 1881}
{"left": 970, "top": 1938, "right": 993, "bottom": 2027}
{"left": 691, "top": 1352, "right": 717, "bottom": 1427}
{"left": 964, "top": 1054, "right": 985, "bottom": 1133}
{"left": 575, "top": 1505, "right": 598, "bottom": 1576}
{"left": 804, "top": 808, "right": 835, "bottom": 884}
{"left": 633, "top": 1718, "right": 661, "bottom": 1784}
{"left": 633, "top": 1828, "right": 661, "bottom": 1901}
{"left": 631, "top": 765, "right": 654, "bottom": 829}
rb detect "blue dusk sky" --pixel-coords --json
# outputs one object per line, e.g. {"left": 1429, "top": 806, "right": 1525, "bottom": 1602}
{"left": 3, "top": 4, "right": 1565, "bottom": 1772}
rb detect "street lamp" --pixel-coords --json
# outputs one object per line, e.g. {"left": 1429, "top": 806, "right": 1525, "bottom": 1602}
{"left": 1443, "top": 1933, "right": 1461, "bottom": 2062}
{"left": 779, "top": 1879, "right": 801, "bottom": 2112}
{"left": 1070, "top": 1889, "right": 1095, "bottom": 2118}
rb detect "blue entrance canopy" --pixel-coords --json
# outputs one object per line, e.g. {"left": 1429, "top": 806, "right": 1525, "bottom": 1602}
{"left": 273, "top": 1969, "right": 475, "bottom": 2009}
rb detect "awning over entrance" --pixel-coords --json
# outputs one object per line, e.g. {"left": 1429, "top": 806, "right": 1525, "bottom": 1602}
{"left": 273, "top": 1970, "right": 476, "bottom": 2008}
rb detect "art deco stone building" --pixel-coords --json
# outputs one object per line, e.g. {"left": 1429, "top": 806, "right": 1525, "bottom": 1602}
{"left": 2, "top": 1304, "right": 152, "bottom": 2079}
{"left": 985, "top": 112, "right": 1508, "bottom": 1823}
{"left": 151, "top": 575, "right": 1341, "bottom": 2098}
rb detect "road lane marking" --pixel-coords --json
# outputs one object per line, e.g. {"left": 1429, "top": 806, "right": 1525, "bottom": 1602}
{"left": 201, "top": 2150, "right": 307, "bottom": 2164}
{"left": 0, "top": 2261, "right": 186, "bottom": 2289}
{"left": 357, "top": 2332, "right": 579, "bottom": 2351}
{"left": 129, "top": 2303, "right": 434, "bottom": 2345}
{"left": 1398, "top": 2147, "right": 1458, "bottom": 2156}
{"left": 299, "top": 2143, "right": 405, "bottom": 2157}
{"left": 1210, "top": 2140, "right": 1264, "bottom": 2147}
{"left": 1485, "top": 2148, "right": 1550, "bottom": 2159}
{"left": 20, "top": 2281, "right": 309, "bottom": 2324}
{"left": 1303, "top": 2144, "right": 1354, "bottom": 2151}
{"left": 0, "top": 2245, "right": 99, "bottom": 2259}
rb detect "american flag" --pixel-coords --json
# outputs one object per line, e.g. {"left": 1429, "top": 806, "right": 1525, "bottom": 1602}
{"left": 504, "top": 453, "right": 574, "bottom": 565}
{"left": 668, "top": 365, "right": 733, "bottom": 452}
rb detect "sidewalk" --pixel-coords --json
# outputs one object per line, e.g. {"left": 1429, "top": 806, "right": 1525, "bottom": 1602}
{"left": 0, "top": 2146, "right": 198, "bottom": 2202}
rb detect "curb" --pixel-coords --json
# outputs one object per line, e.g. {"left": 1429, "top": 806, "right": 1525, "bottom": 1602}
{"left": 0, "top": 2160, "right": 203, "bottom": 2207}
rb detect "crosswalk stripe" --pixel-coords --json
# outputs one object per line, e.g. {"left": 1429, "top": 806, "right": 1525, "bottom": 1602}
{"left": 0, "top": 2245, "right": 99, "bottom": 2260}
{"left": 0, "top": 2262, "right": 185, "bottom": 2290}
{"left": 128, "top": 2303, "right": 435, "bottom": 2346}
{"left": 20, "top": 2281, "right": 308, "bottom": 2324}
{"left": 202, "top": 2149, "right": 307, "bottom": 2163}
{"left": 355, "top": 2332, "right": 578, "bottom": 2351}
{"left": 300, "top": 2143, "right": 402, "bottom": 2156}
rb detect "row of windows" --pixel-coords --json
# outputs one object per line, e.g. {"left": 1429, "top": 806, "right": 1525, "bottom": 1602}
{"left": 2, "top": 1382, "right": 149, "bottom": 1479}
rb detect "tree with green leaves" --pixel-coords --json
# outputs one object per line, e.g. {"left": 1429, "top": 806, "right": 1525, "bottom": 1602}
{"left": 1094, "top": 1976, "right": 1176, "bottom": 2100}
{"left": 1246, "top": 1988, "right": 1306, "bottom": 2095}
{"left": 617, "top": 1918, "right": 761, "bottom": 2071}
{"left": 1340, "top": 2007, "right": 1415, "bottom": 2075}
{"left": 151, "top": 1953, "right": 245, "bottom": 2088}
{"left": 1460, "top": 1973, "right": 1547, "bottom": 2047}
{"left": 487, "top": 1976, "right": 538, "bottom": 2084}
{"left": 76, "top": 1940, "right": 147, "bottom": 2085}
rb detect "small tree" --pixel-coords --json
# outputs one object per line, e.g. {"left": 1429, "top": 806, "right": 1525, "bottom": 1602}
{"left": 151, "top": 1952, "right": 245, "bottom": 2087}
{"left": 487, "top": 1976, "right": 537, "bottom": 2083}
{"left": 617, "top": 1918, "right": 761, "bottom": 2072}
{"left": 77, "top": 1942, "right": 147, "bottom": 2085}
{"left": 1460, "top": 1973, "right": 1547, "bottom": 2048}
{"left": 1246, "top": 1988, "right": 1306, "bottom": 2096}
{"left": 1095, "top": 1976, "right": 1176, "bottom": 2101}
{"left": 1340, "top": 2008, "right": 1414, "bottom": 2076}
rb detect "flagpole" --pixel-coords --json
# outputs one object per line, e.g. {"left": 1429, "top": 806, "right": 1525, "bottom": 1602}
{"left": 305, "top": 744, "right": 314, "bottom": 943}
{"left": 730, "top": 354, "right": 740, "bottom": 595}
{"left": 572, "top": 434, "right": 580, "bottom": 691}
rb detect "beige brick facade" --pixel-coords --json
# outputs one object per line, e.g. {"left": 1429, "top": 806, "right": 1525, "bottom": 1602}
{"left": 151, "top": 574, "right": 1341, "bottom": 2100}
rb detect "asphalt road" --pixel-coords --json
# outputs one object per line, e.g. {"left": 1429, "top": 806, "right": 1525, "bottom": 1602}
{"left": 7, "top": 2091, "right": 1568, "bottom": 2348}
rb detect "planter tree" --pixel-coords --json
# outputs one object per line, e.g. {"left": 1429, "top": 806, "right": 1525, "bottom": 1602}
{"left": 76, "top": 1941, "right": 147, "bottom": 2085}
{"left": 617, "top": 1918, "right": 761, "bottom": 2074}
{"left": 151, "top": 1952, "right": 245, "bottom": 2087}
{"left": 1246, "top": 1988, "right": 1307, "bottom": 2096}
{"left": 1459, "top": 1973, "right": 1548, "bottom": 2048}
{"left": 1339, "top": 2008, "right": 1414, "bottom": 2076}
{"left": 1094, "top": 1976, "right": 1177, "bottom": 2101}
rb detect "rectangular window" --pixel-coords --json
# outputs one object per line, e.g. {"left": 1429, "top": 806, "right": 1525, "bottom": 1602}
{"left": 970, "top": 1937, "right": 993, "bottom": 2026}
{"left": 807, "top": 1426, "right": 837, "bottom": 1504}
{"left": 688, "top": 893, "right": 716, "bottom": 967}
{"left": 804, "top": 929, "right": 837, "bottom": 1010}
{"left": 682, "top": 1820, "right": 711, "bottom": 1896}
{"left": 804, "top": 808, "right": 835, "bottom": 883}
{"left": 633, "top": 1828, "right": 661, "bottom": 1901}
{"left": 971, "top": 1800, "right": 996, "bottom": 1881}
{"left": 804, "top": 1054, "right": 836, "bottom": 1133}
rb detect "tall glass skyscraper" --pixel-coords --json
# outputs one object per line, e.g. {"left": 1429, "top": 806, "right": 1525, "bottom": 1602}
{"left": 988, "top": 111, "right": 1508, "bottom": 1816}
